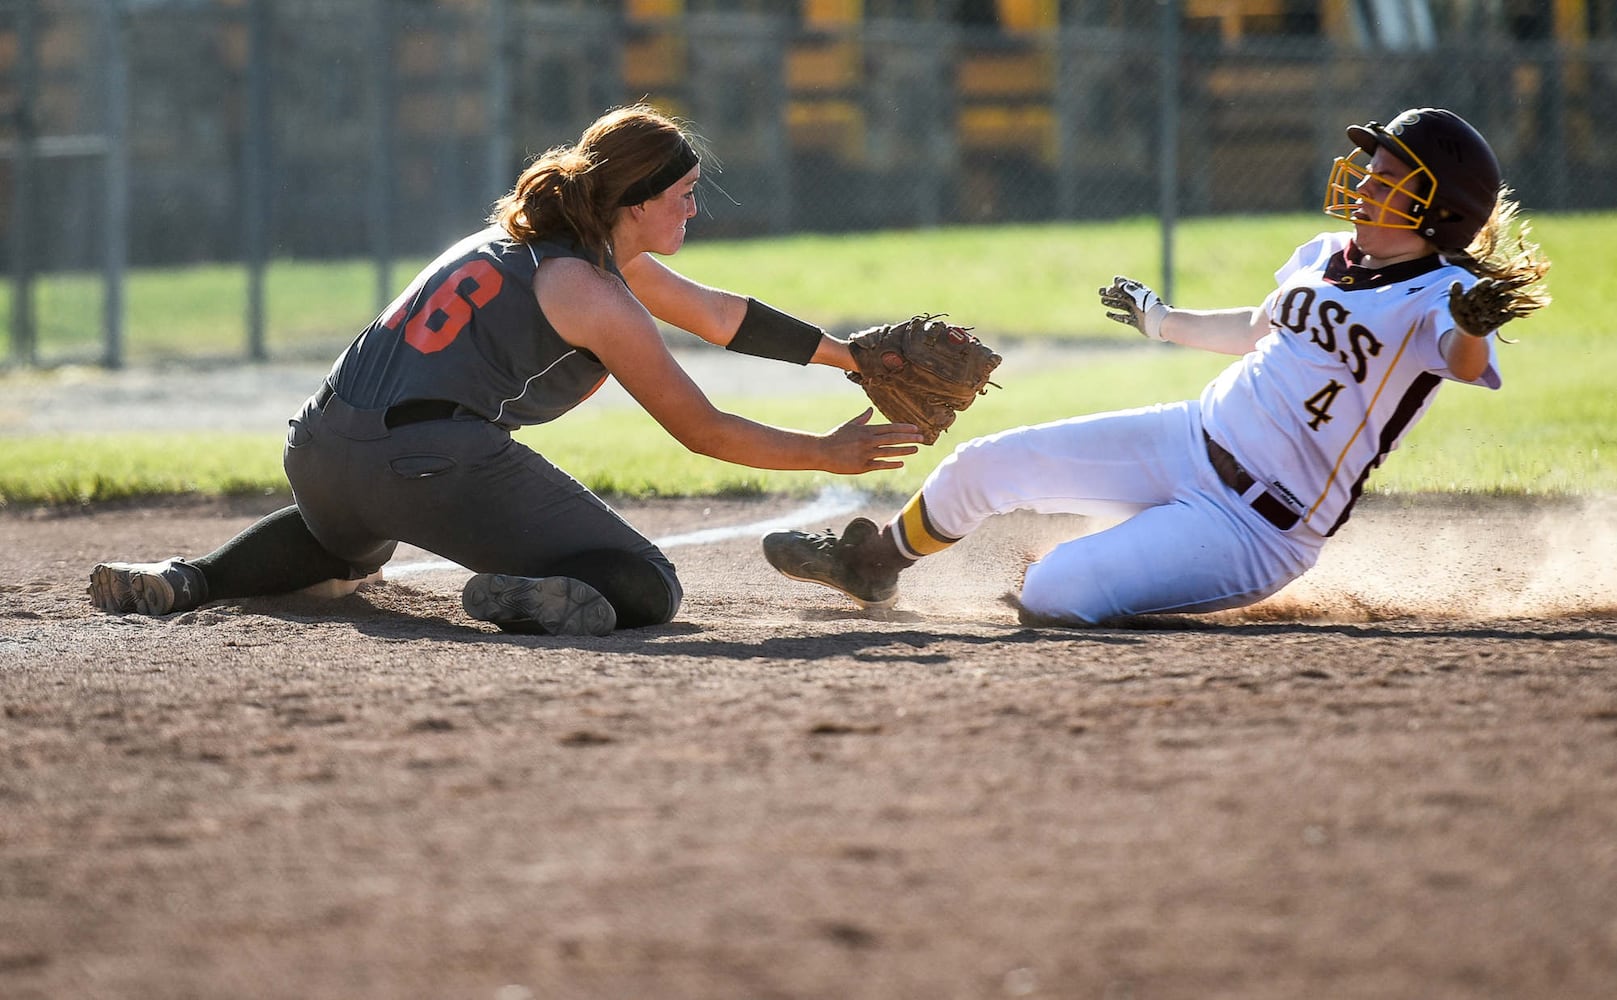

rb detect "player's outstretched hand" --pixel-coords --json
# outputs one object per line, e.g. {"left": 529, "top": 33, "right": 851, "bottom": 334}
{"left": 1099, "top": 275, "right": 1170, "bottom": 341}
{"left": 821, "top": 407, "right": 922, "bottom": 475}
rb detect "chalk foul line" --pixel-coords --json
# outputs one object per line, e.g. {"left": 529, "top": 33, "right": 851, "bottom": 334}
{"left": 387, "top": 486, "right": 868, "bottom": 577}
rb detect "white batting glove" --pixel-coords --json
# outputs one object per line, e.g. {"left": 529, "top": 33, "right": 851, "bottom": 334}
{"left": 1099, "top": 275, "right": 1170, "bottom": 341}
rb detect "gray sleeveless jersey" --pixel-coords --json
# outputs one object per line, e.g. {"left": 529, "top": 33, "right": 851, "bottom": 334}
{"left": 327, "top": 226, "right": 615, "bottom": 428}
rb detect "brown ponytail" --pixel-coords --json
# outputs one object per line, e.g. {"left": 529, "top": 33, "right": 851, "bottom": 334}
{"left": 489, "top": 104, "right": 703, "bottom": 269}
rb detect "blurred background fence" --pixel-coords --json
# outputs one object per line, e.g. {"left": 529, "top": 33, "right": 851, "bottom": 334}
{"left": 4, "top": 0, "right": 1616, "bottom": 367}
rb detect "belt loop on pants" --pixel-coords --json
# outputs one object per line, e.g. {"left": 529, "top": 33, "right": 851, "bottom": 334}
{"left": 1203, "top": 431, "right": 1300, "bottom": 531}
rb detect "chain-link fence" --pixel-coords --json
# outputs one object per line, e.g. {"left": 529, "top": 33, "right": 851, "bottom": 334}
{"left": 4, "top": 0, "right": 1615, "bottom": 366}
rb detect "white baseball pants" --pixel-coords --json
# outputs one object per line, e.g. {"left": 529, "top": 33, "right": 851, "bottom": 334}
{"left": 913, "top": 400, "right": 1326, "bottom": 624}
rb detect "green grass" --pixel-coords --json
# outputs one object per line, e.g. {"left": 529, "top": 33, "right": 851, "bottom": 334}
{"left": 2, "top": 212, "right": 1612, "bottom": 506}
{"left": 672, "top": 215, "right": 1336, "bottom": 336}
{"left": 0, "top": 433, "right": 289, "bottom": 506}
{"left": 20, "top": 258, "right": 421, "bottom": 363}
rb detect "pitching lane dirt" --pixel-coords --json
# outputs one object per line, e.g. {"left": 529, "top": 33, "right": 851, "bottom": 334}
{"left": 3, "top": 493, "right": 1616, "bottom": 999}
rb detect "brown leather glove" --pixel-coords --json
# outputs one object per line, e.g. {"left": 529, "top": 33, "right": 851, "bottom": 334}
{"left": 846, "top": 315, "right": 1002, "bottom": 445}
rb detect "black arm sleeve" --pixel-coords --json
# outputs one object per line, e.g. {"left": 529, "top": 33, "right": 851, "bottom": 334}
{"left": 725, "top": 297, "right": 824, "bottom": 365}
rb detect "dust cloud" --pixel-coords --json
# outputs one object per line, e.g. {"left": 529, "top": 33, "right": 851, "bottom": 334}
{"left": 905, "top": 498, "right": 1617, "bottom": 625}
{"left": 1256, "top": 495, "right": 1617, "bottom": 623}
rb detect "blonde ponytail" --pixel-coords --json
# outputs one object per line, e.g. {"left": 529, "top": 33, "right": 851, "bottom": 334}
{"left": 1445, "top": 188, "right": 1552, "bottom": 321}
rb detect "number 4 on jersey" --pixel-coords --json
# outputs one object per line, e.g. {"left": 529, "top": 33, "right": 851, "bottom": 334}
{"left": 1304, "top": 379, "right": 1344, "bottom": 430}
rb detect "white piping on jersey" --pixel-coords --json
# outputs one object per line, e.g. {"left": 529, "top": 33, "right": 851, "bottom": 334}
{"left": 483, "top": 243, "right": 585, "bottom": 425}
{"left": 493, "top": 349, "right": 581, "bottom": 426}
{"left": 1306, "top": 317, "right": 1421, "bottom": 524}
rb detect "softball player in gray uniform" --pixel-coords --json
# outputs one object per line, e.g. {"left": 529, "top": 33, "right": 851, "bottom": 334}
{"left": 764, "top": 107, "right": 1550, "bottom": 625}
{"left": 88, "top": 104, "right": 922, "bottom": 634}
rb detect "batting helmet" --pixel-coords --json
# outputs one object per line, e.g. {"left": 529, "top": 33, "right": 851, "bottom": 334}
{"left": 1323, "top": 108, "right": 1502, "bottom": 252}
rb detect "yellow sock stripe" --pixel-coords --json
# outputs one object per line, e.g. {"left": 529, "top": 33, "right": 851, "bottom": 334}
{"left": 893, "top": 494, "right": 958, "bottom": 559}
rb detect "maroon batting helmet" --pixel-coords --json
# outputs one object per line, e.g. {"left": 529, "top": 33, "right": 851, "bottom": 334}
{"left": 1323, "top": 107, "right": 1502, "bottom": 251}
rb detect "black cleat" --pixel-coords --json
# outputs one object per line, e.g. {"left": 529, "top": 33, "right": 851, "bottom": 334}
{"left": 761, "top": 516, "right": 902, "bottom": 609}
{"left": 88, "top": 558, "right": 208, "bottom": 616}
{"left": 461, "top": 574, "right": 617, "bottom": 636}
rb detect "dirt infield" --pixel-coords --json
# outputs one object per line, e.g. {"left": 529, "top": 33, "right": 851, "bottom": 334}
{"left": 3, "top": 491, "right": 1616, "bottom": 999}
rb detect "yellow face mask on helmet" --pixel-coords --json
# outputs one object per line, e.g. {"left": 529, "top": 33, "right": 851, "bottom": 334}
{"left": 1322, "top": 139, "right": 1435, "bottom": 234}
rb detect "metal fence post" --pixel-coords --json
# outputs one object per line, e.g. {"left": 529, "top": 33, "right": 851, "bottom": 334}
{"left": 101, "top": 0, "right": 128, "bottom": 369}
{"left": 9, "top": 0, "right": 38, "bottom": 367}
{"left": 370, "top": 0, "right": 397, "bottom": 312}
{"left": 486, "top": 0, "right": 512, "bottom": 207}
{"left": 244, "top": 0, "right": 271, "bottom": 361}
{"left": 1157, "top": 0, "right": 1179, "bottom": 303}
{"left": 1543, "top": 44, "right": 1570, "bottom": 210}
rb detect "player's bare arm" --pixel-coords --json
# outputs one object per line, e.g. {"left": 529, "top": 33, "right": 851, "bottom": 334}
{"left": 619, "top": 251, "right": 742, "bottom": 345}
{"left": 1438, "top": 323, "right": 1492, "bottom": 383}
{"left": 620, "top": 245, "right": 857, "bottom": 372}
{"left": 1099, "top": 276, "right": 1267, "bottom": 355}
{"left": 1159, "top": 306, "right": 1271, "bottom": 355}
{"left": 537, "top": 257, "right": 920, "bottom": 474}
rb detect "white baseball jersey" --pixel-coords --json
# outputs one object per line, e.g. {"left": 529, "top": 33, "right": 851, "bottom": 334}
{"left": 1201, "top": 231, "right": 1499, "bottom": 535}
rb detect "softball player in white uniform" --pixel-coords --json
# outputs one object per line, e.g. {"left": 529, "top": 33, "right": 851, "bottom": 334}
{"left": 764, "top": 107, "right": 1550, "bottom": 625}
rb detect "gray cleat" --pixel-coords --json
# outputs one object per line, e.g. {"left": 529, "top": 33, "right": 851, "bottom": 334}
{"left": 461, "top": 574, "right": 617, "bottom": 636}
{"left": 761, "top": 516, "right": 901, "bottom": 610}
{"left": 88, "top": 558, "right": 208, "bottom": 616}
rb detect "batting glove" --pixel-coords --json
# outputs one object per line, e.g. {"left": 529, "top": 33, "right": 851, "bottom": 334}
{"left": 1099, "top": 276, "right": 1170, "bottom": 341}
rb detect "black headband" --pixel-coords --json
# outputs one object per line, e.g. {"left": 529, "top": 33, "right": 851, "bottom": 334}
{"left": 616, "top": 141, "right": 699, "bottom": 207}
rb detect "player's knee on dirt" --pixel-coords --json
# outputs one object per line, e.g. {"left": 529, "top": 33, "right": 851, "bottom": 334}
{"left": 1019, "top": 558, "right": 1106, "bottom": 626}
{"left": 547, "top": 549, "right": 682, "bottom": 629}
